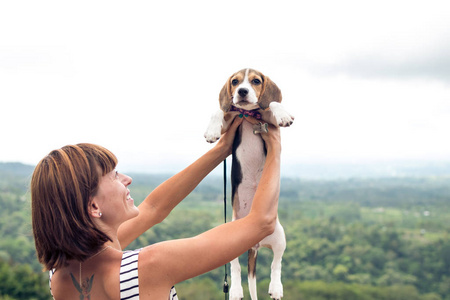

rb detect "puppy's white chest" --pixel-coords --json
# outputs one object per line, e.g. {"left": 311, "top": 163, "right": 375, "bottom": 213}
{"left": 234, "top": 121, "right": 266, "bottom": 218}
{"left": 236, "top": 121, "right": 265, "bottom": 176}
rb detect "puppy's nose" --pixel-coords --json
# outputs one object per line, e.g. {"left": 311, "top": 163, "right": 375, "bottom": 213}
{"left": 238, "top": 88, "right": 249, "bottom": 97}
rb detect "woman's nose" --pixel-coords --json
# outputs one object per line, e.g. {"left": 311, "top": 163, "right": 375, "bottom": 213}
{"left": 122, "top": 174, "right": 132, "bottom": 186}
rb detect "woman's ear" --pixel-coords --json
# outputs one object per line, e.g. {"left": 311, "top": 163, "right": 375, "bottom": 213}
{"left": 89, "top": 198, "right": 102, "bottom": 218}
{"left": 259, "top": 75, "right": 282, "bottom": 110}
{"left": 219, "top": 76, "right": 233, "bottom": 112}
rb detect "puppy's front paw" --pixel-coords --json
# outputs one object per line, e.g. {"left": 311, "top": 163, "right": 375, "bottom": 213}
{"left": 270, "top": 102, "right": 294, "bottom": 127}
{"left": 204, "top": 128, "right": 221, "bottom": 143}
{"left": 276, "top": 112, "right": 294, "bottom": 127}
{"left": 204, "top": 109, "right": 225, "bottom": 143}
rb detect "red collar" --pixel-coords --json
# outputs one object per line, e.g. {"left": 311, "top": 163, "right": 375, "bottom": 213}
{"left": 230, "top": 106, "right": 262, "bottom": 120}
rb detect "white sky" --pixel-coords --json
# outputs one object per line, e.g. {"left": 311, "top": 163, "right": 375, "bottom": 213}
{"left": 1, "top": 0, "right": 450, "bottom": 173}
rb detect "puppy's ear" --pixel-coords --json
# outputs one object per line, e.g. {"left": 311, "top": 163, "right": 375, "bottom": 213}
{"left": 219, "top": 76, "right": 233, "bottom": 112}
{"left": 259, "top": 75, "right": 282, "bottom": 110}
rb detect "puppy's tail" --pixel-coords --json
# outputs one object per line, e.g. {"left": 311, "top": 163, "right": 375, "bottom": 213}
{"left": 248, "top": 248, "right": 258, "bottom": 299}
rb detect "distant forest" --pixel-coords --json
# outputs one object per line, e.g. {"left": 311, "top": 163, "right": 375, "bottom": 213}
{"left": 1, "top": 162, "right": 449, "bottom": 300}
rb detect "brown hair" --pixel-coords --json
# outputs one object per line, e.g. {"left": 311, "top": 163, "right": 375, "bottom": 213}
{"left": 31, "top": 143, "right": 117, "bottom": 271}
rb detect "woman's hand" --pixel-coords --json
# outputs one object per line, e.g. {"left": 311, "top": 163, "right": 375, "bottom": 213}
{"left": 215, "top": 114, "right": 282, "bottom": 159}
{"left": 214, "top": 116, "right": 243, "bottom": 157}
{"left": 260, "top": 123, "right": 281, "bottom": 154}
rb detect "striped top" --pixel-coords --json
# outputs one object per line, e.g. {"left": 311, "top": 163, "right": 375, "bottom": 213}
{"left": 120, "top": 249, "right": 141, "bottom": 299}
{"left": 49, "top": 249, "right": 178, "bottom": 300}
{"left": 49, "top": 268, "right": 55, "bottom": 297}
{"left": 120, "top": 249, "right": 178, "bottom": 300}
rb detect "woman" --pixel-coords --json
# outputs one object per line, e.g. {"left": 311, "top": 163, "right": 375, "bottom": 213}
{"left": 31, "top": 116, "right": 281, "bottom": 299}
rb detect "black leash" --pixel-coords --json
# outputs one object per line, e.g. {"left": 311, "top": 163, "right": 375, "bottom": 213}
{"left": 222, "top": 159, "right": 229, "bottom": 299}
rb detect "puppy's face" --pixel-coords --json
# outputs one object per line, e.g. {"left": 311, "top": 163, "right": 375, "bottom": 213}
{"left": 230, "top": 69, "right": 264, "bottom": 109}
{"left": 219, "top": 68, "right": 281, "bottom": 112}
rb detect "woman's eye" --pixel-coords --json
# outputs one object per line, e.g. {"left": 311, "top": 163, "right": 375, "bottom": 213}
{"left": 252, "top": 79, "right": 261, "bottom": 85}
{"left": 231, "top": 79, "right": 239, "bottom": 86}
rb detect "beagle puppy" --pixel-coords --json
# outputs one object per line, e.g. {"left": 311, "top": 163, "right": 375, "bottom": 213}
{"left": 205, "top": 69, "right": 293, "bottom": 300}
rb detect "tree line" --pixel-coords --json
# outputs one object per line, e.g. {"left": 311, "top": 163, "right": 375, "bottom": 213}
{"left": 1, "top": 163, "right": 449, "bottom": 299}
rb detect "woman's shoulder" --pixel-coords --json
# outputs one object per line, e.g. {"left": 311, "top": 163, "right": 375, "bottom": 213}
{"left": 136, "top": 245, "right": 163, "bottom": 280}
{"left": 137, "top": 245, "right": 176, "bottom": 297}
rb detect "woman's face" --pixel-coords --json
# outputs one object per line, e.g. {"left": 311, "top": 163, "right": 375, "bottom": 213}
{"left": 92, "top": 169, "right": 139, "bottom": 224}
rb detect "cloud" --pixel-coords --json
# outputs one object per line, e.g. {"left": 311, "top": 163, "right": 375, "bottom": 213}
{"left": 305, "top": 36, "right": 450, "bottom": 83}
{"left": 1, "top": 0, "right": 450, "bottom": 169}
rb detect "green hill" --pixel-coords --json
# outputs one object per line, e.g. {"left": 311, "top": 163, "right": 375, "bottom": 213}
{"left": 1, "top": 162, "right": 449, "bottom": 299}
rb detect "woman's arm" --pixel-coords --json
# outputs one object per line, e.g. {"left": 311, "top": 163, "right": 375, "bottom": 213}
{"left": 118, "top": 117, "right": 243, "bottom": 248}
{"left": 139, "top": 122, "right": 281, "bottom": 289}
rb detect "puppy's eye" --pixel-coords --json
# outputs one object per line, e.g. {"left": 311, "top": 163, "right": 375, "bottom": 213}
{"left": 231, "top": 79, "right": 239, "bottom": 86}
{"left": 252, "top": 79, "right": 261, "bottom": 85}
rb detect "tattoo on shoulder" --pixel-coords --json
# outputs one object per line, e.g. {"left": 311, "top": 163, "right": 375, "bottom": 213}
{"left": 70, "top": 272, "right": 95, "bottom": 300}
